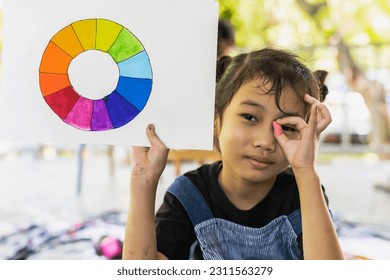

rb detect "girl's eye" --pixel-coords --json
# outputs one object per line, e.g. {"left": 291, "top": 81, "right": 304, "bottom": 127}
{"left": 281, "top": 125, "right": 297, "bottom": 132}
{"left": 241, "top": 114, "right": 256, "bottom": 122}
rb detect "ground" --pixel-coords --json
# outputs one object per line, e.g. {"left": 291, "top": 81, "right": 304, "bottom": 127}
{"left": 1, "top": 144, "right": 390, "bottom": 259}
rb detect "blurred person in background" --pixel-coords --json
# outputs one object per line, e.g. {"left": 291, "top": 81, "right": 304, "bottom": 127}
{"left": 217, "top": 19, "right": 235, "bottom": 58}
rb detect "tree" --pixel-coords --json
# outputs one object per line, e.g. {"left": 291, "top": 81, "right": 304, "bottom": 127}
{"left": 295, "top": 0, "right": 390, "bottom": 145}
{"left": 218, "top": 0, "right": 390, "bottom": 145}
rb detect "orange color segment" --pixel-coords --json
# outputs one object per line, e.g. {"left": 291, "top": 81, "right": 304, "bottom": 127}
{"left": 39, "top": 73, "right": 71, "bottom": 97}
{"left": 51, "top": 25, "right": 84, "bottom": 57}
{"left": 39, "top": 42, "right": 73, "bottom": 74}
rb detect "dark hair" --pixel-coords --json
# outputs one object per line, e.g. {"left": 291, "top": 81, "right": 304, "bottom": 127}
{"left": 217, "top": 20, "right": 235, "bottom": 57}
{"left": 215, "top": 48, "right": 327, "bottom": 124}
{"left": 313, "top": 69, "right": 329, "bottom": 102}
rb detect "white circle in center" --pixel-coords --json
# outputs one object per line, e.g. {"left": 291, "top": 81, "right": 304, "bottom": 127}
{"left": 68, "top": 50, "right": 119, "bottom": 100}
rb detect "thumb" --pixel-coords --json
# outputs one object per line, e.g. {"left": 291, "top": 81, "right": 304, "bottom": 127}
{"left": 272, "top": 121, "right": 289, "bottom": 147}
{"left": 146, "top": 124, "right": 167, "bottom": 148}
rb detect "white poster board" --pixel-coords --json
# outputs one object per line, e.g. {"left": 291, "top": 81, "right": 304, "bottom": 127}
{"left": 0, "top": 0, "right": 219, "bottom": 150}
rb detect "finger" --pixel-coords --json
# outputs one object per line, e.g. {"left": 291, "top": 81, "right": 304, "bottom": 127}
{"left": 304, "top": 94, "right": 332, "bottom": 134}
{"left": 307, "top": 103, "right": 320, "bottom": 135}
{"left": 276, "top": 116, "right": 308, "bottom": 132}
{"left": 146, "top": 124, "right": 167, "bottom": 148}
{"left": 304, "top": 94, "right": 320, "bottom": 105}
{"left": 304, "top": 94, "right": 320, "bottom": 136}
{"left": 130, "top": 145, "right": 149, "bottom": 161}
{"left": 314, "top": 103, "right": 332, "bottom": 134}
{"left": 272, "top": 121, "right": 289, "bottom": 147}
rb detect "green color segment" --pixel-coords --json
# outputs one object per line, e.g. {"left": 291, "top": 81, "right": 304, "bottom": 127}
{"left": 108, "top": 28, "right": 144, "bottom": 63}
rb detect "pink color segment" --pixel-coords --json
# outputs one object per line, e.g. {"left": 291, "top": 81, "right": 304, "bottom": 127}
{"left": 64, "top": 97, "right": 93, "bottom": 130}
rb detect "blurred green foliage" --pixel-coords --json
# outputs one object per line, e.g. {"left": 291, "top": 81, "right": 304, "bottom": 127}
{"left": 217, "top": 0, "right": 390, "bottom": 70}
{"left": 0, "top": 1, "right": 389, "bottom": 71}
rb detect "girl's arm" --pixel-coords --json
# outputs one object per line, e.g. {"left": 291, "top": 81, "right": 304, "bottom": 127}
{"left": 293, "top": 168, "right": 342, "bottom": 259}
{"left": 122, "top": 124, "right": 169, "bottom": 260}
{"left": 273, "top": 95, "right": 344, "bottom": 260}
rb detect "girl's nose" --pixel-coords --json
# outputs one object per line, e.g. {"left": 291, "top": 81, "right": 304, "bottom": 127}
{"left": 253, "top": 124, "right": 276, "bottom": 152}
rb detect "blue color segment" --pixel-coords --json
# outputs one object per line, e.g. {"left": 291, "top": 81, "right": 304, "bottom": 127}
{"left": 115, "top": 76, "right": 152, "bottom": 111}
{"left": 104, "top": 91, "right": 140, "bottom": 128}
{"left": 118, "top": 51, "right": 152, "bottom": 79}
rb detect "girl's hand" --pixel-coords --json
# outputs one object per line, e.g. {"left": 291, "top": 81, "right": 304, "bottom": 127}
{"left": 130, "top": 124, "right": 169, "bottom": 181}
{"left": 272, "top": 94, "right": 332, "bottom": 171}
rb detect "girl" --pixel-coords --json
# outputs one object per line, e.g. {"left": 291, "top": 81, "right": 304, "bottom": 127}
{"left": 123, "top": 48, "right": 344, "bottom": 260}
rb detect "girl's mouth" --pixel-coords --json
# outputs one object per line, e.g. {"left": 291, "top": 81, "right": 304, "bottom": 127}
{"left": 246, "top": 156, "right": 274, "bottom": 168}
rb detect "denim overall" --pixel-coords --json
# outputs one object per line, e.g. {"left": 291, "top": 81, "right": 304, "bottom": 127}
{"left": 167, "top": 176, "right": 303, "bottom": 260}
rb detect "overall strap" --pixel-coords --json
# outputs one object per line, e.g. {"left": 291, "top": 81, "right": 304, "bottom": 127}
{"left": 287, "top": 208, "right": 333, "bottom": 235}
{"left": 167, "top": 176, "right": 214, "bottom": 226}
{"left": 287, "top": 209, "right": 302, "bottom": 235}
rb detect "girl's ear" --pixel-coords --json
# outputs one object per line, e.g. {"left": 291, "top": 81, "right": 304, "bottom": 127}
{"left": 214, "top": 116, "right": 220, "bottom": 130}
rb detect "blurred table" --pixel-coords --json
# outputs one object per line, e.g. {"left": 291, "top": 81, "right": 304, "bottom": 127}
{"left": 167, "top": 149, "right": 220, "bottom": 176}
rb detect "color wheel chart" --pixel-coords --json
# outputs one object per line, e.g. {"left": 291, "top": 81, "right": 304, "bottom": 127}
{"left": 39, "top": 18, "right": 153, "bottom": 131}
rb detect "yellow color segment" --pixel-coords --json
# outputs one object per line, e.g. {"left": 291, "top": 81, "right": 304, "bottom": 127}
{"left": 72, "top": 19, "right": 97, "bottom": 50}
{"left": 51, "top": 25, "right": 84, "bottom": 57}
{"left": 96, "top": 19, "right": 123, "bottom": 52}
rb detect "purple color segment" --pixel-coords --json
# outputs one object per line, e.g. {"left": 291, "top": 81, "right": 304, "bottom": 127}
{"left": 64, "top": 96, "right": 93, "bottom": 130}
{"left": 104, "top": 91, "right": 140, "bottom": 128}
{"left": 91, "top": 100, "right": 113, "bottom": 131}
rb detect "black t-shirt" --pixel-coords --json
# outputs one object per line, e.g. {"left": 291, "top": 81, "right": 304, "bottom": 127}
{"left": 155, "top": 161, "right": 328, "bottom": 260}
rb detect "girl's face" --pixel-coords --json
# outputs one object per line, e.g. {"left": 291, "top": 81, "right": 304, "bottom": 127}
{"left": 216, "top": 78, "right": 305, "bottom": 187}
